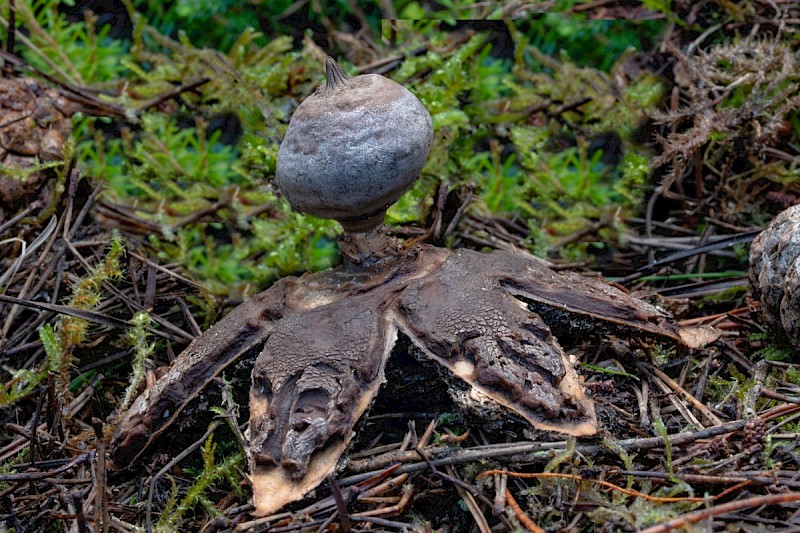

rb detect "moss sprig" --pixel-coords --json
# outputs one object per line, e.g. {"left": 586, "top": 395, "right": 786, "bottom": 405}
{"left": 38, "top": 235, "right": 124, "bottom": 403}
{"left": 120, "top": 311, "right": 154, "bottom": 411}
{"left": 155, "top": 432, "right": 243, "bottom": 532}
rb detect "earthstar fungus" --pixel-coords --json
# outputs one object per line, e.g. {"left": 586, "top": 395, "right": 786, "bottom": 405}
{"left": 110, "top": 57, "right": 680, "bottom": 517}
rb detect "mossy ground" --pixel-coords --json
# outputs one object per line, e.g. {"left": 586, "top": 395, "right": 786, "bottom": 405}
{"left": 1, "top": 1, "right": 800, "bottom": 531}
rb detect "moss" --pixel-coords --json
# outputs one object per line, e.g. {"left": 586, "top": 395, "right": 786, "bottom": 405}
{"left": 155, "top": 433, "right": 243, "bottom": 532}
{"left": 26, "top": 10, "right": 675, "bottom": 287}
{"left": 33, "top": 236, "right": 125, "bottom": 403}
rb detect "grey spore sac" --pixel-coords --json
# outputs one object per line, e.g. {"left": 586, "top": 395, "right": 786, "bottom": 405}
{"left": 276, "top": 57, "right": 433, "bottom": 233}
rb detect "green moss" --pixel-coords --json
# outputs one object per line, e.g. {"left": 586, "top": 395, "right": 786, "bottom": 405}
{"left": 13, "top": 2, "right": 676, "bottom": 289}
{"left": 390, "top": 23, "right": 667, "bottom": 259}
{"left": 17, "top": 0, "right": 133, "bottom": 83}
{"left": 527, "top": 15, "right": 666, "bottom": 73}
{"left": 31, "top": 237, "right": 125, "bottom": 403}
{"left": 155, "top": 433, "right": 243, "bottom": 532}
{"left": 697, "top": 285, "right": 748, "bottom": 308}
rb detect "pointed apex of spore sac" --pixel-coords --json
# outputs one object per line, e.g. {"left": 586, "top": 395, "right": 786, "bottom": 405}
{"left": 325, "top": 56, "right": 351, "bottom": 91}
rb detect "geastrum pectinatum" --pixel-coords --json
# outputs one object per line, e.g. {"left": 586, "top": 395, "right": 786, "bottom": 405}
{"left": 110, "top": 57, "right": 680, "bottom": 515}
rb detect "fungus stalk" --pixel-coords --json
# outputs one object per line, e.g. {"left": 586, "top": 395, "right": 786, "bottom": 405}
{"left": 336, "top": 225, "right": 402, "bottom": 270}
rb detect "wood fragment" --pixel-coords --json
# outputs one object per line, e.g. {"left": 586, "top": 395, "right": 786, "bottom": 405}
{"left": 352, "top": 484, "right": 413, "bottom": 518}
{"left": 761, "top": 388, "right": 800, "bottom": 406}
{"left": 644, "top": 363, "right": 724, "bottom": 425}
{"left": 342, "top": 420, "right": 749, "bottom": 486}
{"left": 92, "top": 418, "right": 109, "bottom": 533}
{"left": 327, "top": 475, "right": 352, "bottom": 533}
{"left": 640, "top": 363, "right": 705, "bottom": 427}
